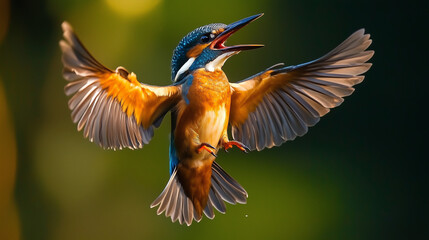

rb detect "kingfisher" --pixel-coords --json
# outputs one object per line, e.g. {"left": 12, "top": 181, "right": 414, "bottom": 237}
{"left": 60, "top": 13, "right": 373, "bottom": 226}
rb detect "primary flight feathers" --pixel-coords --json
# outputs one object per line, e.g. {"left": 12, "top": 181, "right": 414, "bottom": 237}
{"left": 60, "top": 22, "right": 181, "bottom": 150}
{"left": 230, "top": 29, "right": 373, "bottom": 151}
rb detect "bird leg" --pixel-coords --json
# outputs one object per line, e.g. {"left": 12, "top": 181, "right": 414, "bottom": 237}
{"left": 221, "top": 133, "right": 249, "bottom": 153}
{"left": 223, "top": 140, "right": 250, "bottom": 153}
{"left": 197, "top": 143, "right": 217, "bottom": 158}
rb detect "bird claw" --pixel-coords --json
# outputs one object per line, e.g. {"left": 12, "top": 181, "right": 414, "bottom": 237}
{"left": 197, "top": 143, "right": 217, "bottom": 158}
{"left": 223, "top": 140, "right": 250, "bottom": 153}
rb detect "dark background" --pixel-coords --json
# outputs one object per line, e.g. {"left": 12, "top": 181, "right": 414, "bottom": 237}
{"left": 0, "top": 0, "right": 427, "bottom": 239}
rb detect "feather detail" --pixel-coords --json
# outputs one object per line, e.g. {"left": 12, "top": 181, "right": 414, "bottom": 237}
{"left": 60, "top": 21, "right": 181, "bottom": 150}
{"left": 151, "top": 162, "right": 247, "bottom": 225}
{"left": 230, "top": 29, "right": 374, "bottom": 151}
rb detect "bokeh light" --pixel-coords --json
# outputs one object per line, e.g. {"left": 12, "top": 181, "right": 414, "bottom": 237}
{"left": 105, "top": 0, "right": 162, "bottom": 18}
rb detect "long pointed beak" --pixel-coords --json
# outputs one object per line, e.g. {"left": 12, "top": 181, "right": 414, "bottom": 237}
{"left": 210, "top": 13, "right": 264, "bottom": 51}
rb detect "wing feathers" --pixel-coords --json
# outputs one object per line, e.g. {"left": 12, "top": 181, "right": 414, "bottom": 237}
{"left": 60, "top": 21, "right": 181, "bottom": 150}
{"left": 230, "top": 29, "right": 373, "bottom": 151}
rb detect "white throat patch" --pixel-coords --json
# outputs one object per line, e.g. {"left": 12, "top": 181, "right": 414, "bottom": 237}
{"left": 174, "top": 57, "right": 195, "bottom": 82}
{"left": 205, "top": 51, "right": 238, "bottom": 72}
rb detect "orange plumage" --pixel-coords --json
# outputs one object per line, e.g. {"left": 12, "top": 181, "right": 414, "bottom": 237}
{"left": 173, "top": 69, "right": 232, "bottom": 216}
{"left": 60, "top": 14, "right": 373, "bottom": 226}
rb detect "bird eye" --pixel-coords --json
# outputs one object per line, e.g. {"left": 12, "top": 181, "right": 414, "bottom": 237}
{"left": 200, "top": 33, "right": 216, "bottom": 43}
{"left": 200, "top": 34, "right": 210, "bottom": 43}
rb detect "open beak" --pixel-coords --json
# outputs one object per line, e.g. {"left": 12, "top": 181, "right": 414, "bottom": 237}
{"left": 210, "top": 13, "right": 264, "bottom": 51}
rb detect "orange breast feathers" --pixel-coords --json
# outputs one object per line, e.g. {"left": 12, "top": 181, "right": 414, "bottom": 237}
{"left": 185, "top": 69, "right": 232, "bottom": 107}
{"left": 173, "top": 69, "right": 232, "bottom": 158}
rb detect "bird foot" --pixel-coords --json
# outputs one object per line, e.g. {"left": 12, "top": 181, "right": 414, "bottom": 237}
{"left": 197, "top": 143, "right": 217, "bottom": 158}
{"left": 223, "top": 140, "right": 250, "bottom": 153}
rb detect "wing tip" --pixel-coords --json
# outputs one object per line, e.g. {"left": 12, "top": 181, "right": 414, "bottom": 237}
{"left": 356, "top": 28, "right": 365, "bottom": 35}
{"left": 61, "top": 21, "right": 72, "bottom": 32}
{"left": 366, "top": 50, "right": 375, "bottom": 60}
{"left": 61, "top": 21, "right": 75, "bottom": 42}
{"left": 58, "top": 39, "right": 69, "bottom": 51}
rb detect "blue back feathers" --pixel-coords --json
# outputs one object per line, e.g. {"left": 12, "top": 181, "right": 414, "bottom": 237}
{"left": 169, "top": 111, "right": 179, "bottom": 175}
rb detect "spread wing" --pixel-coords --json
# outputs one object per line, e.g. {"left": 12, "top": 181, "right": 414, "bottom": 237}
{"left": 229, "top": 29, "right": 374, "bottom": 151}
{"left": 60, "top": 22, "right": 181, "bottom": 150}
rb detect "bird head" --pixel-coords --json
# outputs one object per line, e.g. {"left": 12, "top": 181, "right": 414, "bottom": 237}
{"left": 171, "top": 13, "right": 264, "bottom": 83}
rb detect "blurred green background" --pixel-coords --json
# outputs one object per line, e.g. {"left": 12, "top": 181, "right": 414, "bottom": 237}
{"left": 0, "top": 0, "right": 427, "bottom": 239}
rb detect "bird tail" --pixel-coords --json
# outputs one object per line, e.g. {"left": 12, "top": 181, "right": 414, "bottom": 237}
{"left": 150, "top": 161, "right": 248, "bottom": 226}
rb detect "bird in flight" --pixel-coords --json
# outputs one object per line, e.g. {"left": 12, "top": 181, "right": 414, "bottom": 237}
{"left": 60, "top": 13, "right": 373, "bottom": 226}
